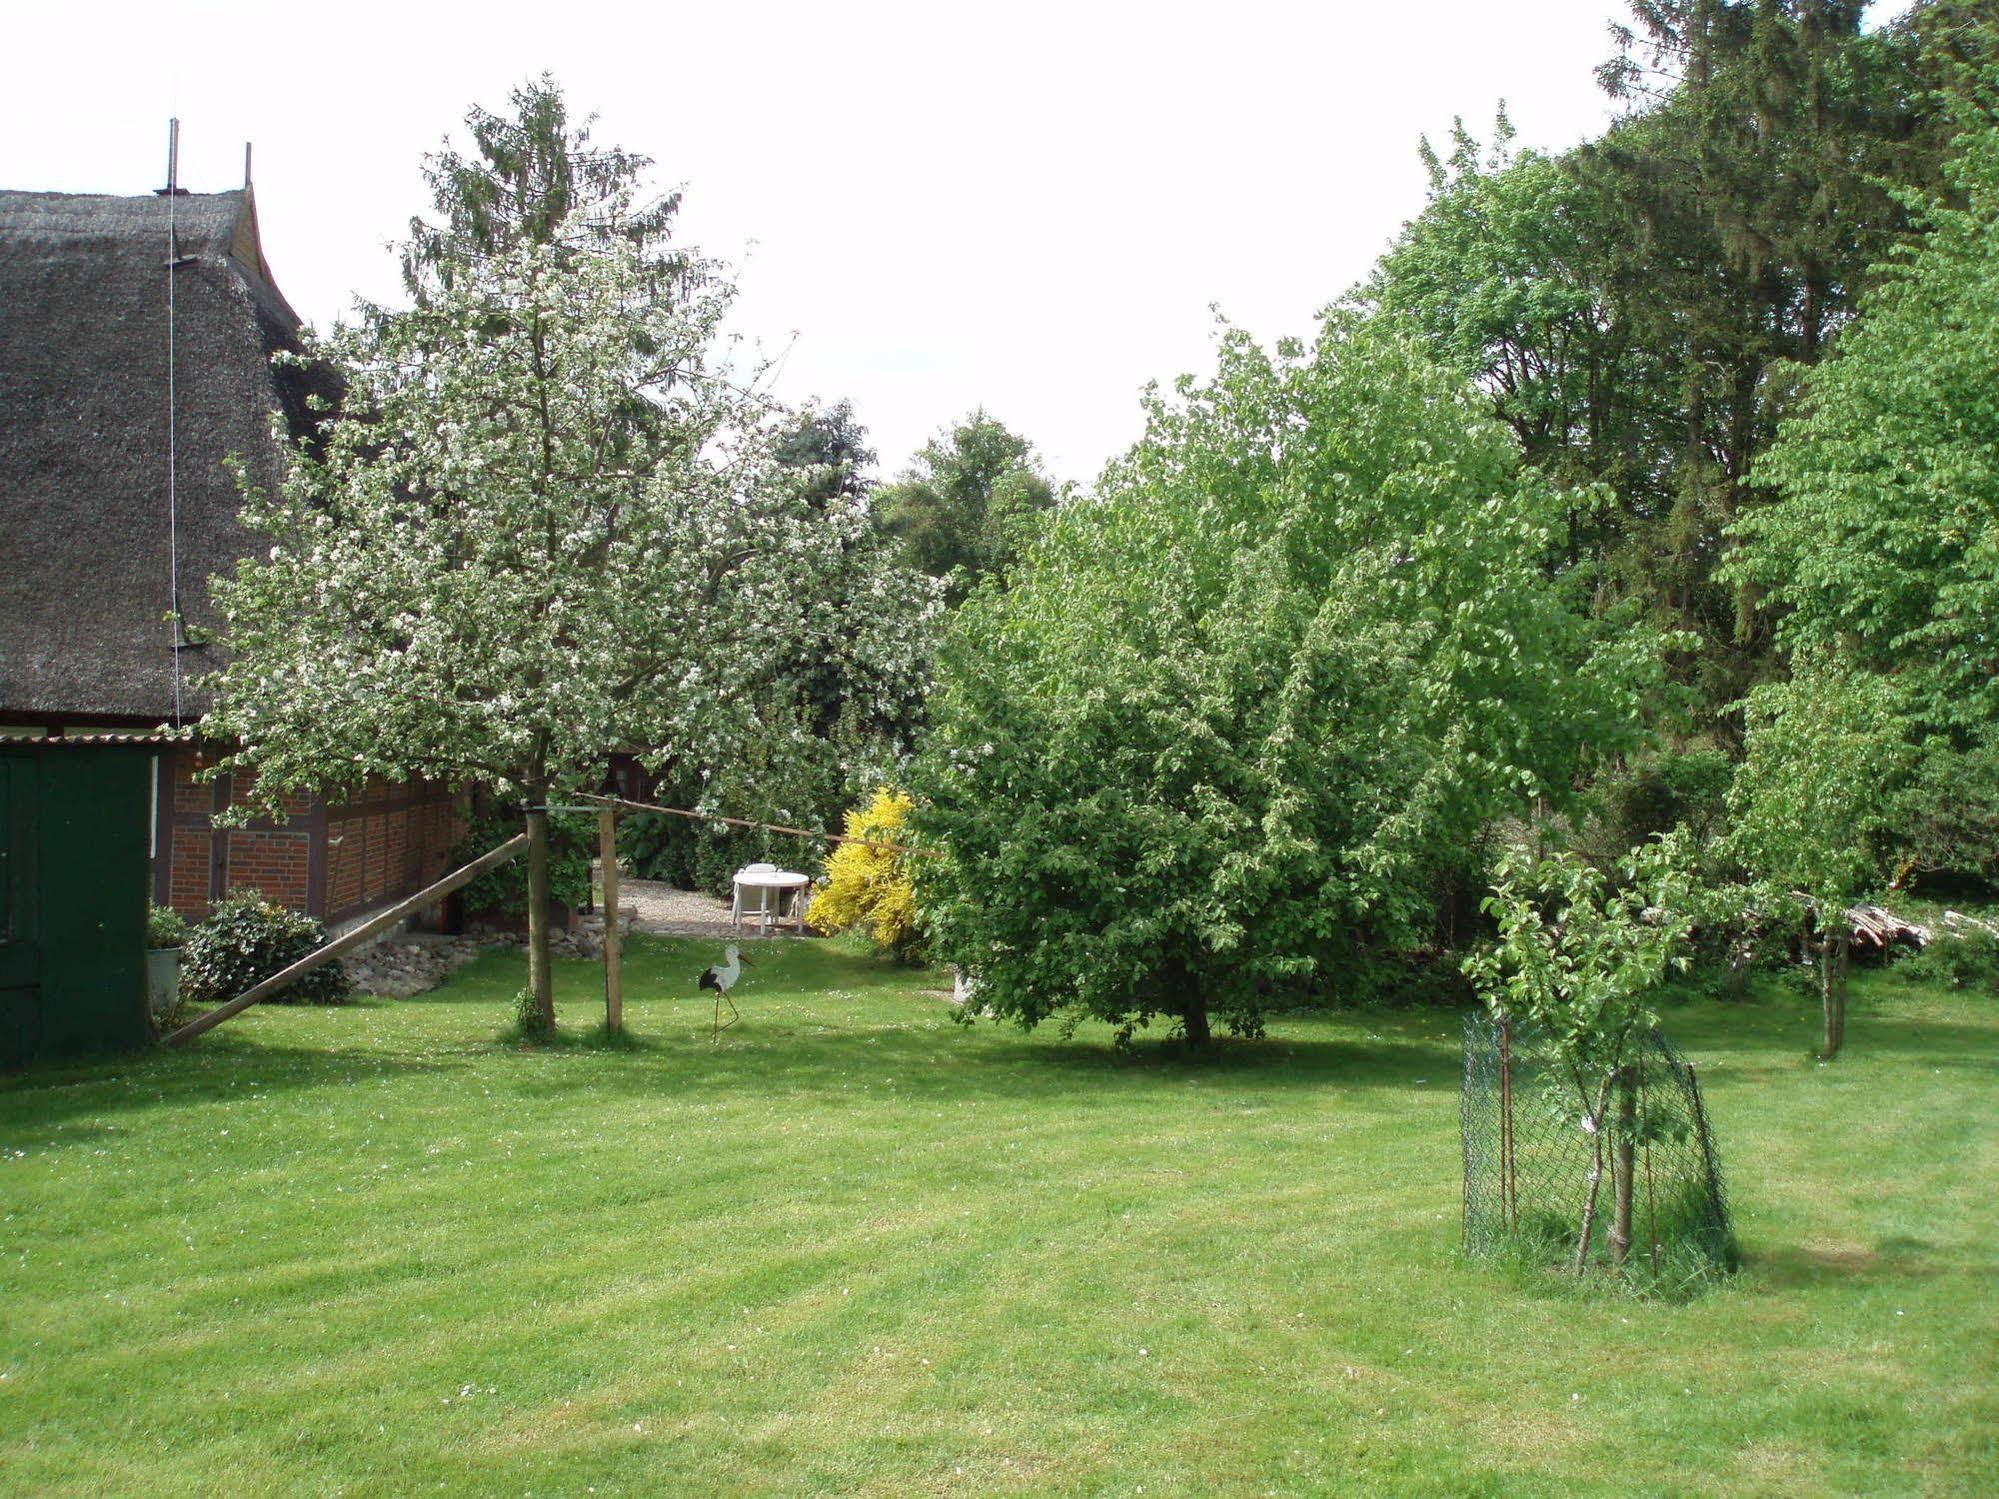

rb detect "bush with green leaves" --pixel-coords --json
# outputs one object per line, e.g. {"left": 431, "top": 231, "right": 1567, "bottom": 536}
{"left": 1897, "top": 927, "right": 1999, "bottom": 994}
{"left": 450, "top": 810, "right": 593, "bottom": 920}
{"left": 182, "top": 891, "right": 350, "bottom": 1007}
{"left": 147, "top": 905, "right": 190, "bottom": 950}
{"left": 912, "top": 313, "right": 1664, "bottom": 1047}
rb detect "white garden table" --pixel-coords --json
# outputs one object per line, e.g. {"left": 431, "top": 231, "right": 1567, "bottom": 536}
{"left": 731, "top": 868, "right": 811, "bottom": 934}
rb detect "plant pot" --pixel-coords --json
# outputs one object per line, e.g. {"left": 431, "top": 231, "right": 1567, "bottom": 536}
{"left": 146, "top": 947, "right": 182, "bottom": 1019}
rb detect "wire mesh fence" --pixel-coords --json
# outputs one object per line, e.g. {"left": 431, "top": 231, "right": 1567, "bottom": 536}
{"left": 1462, "top": 1010, "right": 1735, "bottom": 1294}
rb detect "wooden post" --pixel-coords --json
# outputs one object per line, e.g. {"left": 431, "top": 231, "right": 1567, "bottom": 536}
{"left": 599, "top": 808, "right": 622, "bottom": 1033}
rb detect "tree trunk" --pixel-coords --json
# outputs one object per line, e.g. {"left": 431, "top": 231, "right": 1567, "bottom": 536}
{"left": 1610, "top": 1065, "right": 1638, "bottom": 1270}
{"left": 1820, "top": 929, "right": 1849, "bottom": 1061}
{"left": 1575, "top": 1132, "right": 1606, "bottom": 1276}
{"left": 1181, "top": 1000, "right": 1212, "bottom": 1050}
{"left": 1573, "top": 1075, "right": 1613, "bottom": 1275}
{"left": 525, "top": 801, "right": 554, "bottom": 1034}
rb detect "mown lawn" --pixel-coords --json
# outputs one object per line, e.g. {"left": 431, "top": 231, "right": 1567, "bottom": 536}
{"left": 2, "top": 938, "right": 1995, "bottom": 1496}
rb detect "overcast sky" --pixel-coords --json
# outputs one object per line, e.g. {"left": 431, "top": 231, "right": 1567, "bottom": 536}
{"left": 6, "top": 1, "right": 1654, "bottom": 485}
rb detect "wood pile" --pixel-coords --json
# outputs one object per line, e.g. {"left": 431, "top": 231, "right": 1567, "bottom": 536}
{"left": 1843, "top": 904, "right": 1929, "bottom": 953}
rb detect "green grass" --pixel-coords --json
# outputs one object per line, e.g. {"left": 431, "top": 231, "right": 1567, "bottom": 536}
{"left": 2, "top": 941, "right": 1995, "bottom": 1496}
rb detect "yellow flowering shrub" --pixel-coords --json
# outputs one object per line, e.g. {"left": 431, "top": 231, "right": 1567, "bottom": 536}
{"left": 810, "top": 789, "right": 924, "bottom": 961}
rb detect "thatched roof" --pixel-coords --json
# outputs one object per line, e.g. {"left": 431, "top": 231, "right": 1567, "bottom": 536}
{"left": 0, "top": 187, "right": 332, "bottom": 725}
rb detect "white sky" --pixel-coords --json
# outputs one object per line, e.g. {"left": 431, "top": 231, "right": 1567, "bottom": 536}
{"left": 5, "top": 1, "right": 1648, "bottom": 485}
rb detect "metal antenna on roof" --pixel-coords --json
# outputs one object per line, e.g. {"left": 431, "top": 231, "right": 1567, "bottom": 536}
{"left": 160, "top": 117, "right": 181, "bottom": 196}
{"left": 158, "top": 118, "right": 188, "bottom": 728}
{"left": 243, "top": 141, "right": 252, "bottom": 189}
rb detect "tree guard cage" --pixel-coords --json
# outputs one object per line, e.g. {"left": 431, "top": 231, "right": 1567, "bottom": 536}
{"left": 1461, "top": 1011, "right": 1735, "bottom": 1290}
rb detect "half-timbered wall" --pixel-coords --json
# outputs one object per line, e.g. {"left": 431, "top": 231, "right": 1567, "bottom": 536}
{"left": 155, "top": 747, "right": 459, "bottom": 924}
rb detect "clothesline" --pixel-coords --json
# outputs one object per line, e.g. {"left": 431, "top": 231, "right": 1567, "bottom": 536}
{"left": 562, "top": 790, "right": 943, "bottom": 859}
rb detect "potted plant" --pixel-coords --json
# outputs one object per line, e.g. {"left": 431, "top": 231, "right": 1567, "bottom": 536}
{"left": 146, "top": 904, "right": 190, "bottom": 1020}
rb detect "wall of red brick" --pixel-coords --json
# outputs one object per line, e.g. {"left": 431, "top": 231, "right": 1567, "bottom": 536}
{"left": 167, "top": 824, "right": 211, "bottom": 918}
{"left": 321, "top": 773, "right": 463, "bottom": 926}
{"left": 226, "top": 829, "right": 310, "bottom": 909}
{"left": 158, "top": 750, "right": 461, "bottom": 923}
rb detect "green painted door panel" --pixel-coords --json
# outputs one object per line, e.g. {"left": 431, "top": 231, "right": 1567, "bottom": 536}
{"left": 0, "top": 755, "right": 39, "bottom": 1067}
{"left": 0, "top": 746, "right": 150, "bottom": 1066}
{"left": 35, "top": 749, "right": 150, "bottom": 1058}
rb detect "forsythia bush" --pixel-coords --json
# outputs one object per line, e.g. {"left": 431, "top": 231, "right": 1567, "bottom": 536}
{"left": 809, "top": 790, "right": 924, "bottom": 961}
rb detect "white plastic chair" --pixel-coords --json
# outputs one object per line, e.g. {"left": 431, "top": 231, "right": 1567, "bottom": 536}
{"left": 731, "top": 863, "right": 780, "bottom": 932}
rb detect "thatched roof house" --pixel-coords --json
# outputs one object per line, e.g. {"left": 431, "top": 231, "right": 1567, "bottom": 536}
{"left": 0, "top": 184, "right": 457, "bottom": 926}
{"left": 0, "top": 186, "right": 331, "bottom": 727}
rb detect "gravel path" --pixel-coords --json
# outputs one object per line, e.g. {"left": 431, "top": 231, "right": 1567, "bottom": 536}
{"left": 594, "top": 877, "right": 813, "bottom": 940}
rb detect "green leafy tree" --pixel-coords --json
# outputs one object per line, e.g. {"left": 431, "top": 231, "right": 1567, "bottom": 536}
{"left": 1370, "top": 111, "right": 1660, "bottom": 556}
{"left": 1728, "top": 662, "right": 1916, "bottom": 1059}
{"left": 774, "top": 399, "right": 874, "bottom": 512}
{"left": 1464, "top": 835, "right": 1699, "bottom": 1272}
{"left": 877, "top": 411, "right": 1057, "bottom": 601}
{"left": 1731, "top": 96, "right": 1999, "bottom": 734}
{"left": 1374, "top": 4, "right": 1955, "bottom": 728}
{"left": 912, "top": 315, "right": 1664, "bottom": 1048}
{"left": 1583, "top": 1, "right": 1948, "bottom": 680}
{"left": 401, "top": 72, "right": 682, "bottom": 296}
{"left": 1727, "top": 90, "right": 1999, "bottom": 907}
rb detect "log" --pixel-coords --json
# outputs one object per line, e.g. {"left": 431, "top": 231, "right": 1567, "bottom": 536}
{"left": 1941, "top": 909, "right": 1999, "bottom": 941}
{"left": 1843, "top": 903, "right": 1929, "bottom": 953}
{"left": 164, "top": 833, "right": 531, "bottom": 1047}
{"left": 1786, "top": 895, "right": 1931, "bottom": 954}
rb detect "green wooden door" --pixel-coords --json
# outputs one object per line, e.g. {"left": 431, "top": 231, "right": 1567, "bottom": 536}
{"left": 36, "top": 748, "right": 151, "bottom": 1060}
{"left": 0, "top": 753, "right": 41, "bottom": 1068}
{"left": 0, "top": 745, "right": 150, "bottom": 1067}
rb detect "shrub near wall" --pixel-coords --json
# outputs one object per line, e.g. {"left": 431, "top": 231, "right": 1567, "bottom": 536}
{"left": 182, "top": 890, "right": 351, "bottom": 1007}
{"left": 449, "top": 810, "right": 592, "bottom": 921}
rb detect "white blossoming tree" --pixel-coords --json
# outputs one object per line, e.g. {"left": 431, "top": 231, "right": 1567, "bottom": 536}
{"left": 205, "top": 203, "right": 921, "bottom": 1034}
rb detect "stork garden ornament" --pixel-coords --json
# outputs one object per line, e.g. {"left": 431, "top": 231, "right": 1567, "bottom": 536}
{"left": 700, "top": 945, "right": 752, "bottom": 1041}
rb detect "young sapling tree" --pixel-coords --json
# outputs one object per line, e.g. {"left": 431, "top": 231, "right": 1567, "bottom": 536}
{"left": 1464, "top": 834, "right": 1699, "bottom": 1272}
{"left": 1728, "top": 662, "right": 1913, "bottom": 1060}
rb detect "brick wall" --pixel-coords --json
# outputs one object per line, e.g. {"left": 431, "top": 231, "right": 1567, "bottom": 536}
{"left": 158, "top": 749, "right": 462, "bottom": 923}
{"left": 226, "top": 828, "right": 310, "bottom": 909}
{"left": 321, "top": 774, "right": 463, "bottom": 926}
{"left": 167, "top": 824, "right": 211, "bottom": 916}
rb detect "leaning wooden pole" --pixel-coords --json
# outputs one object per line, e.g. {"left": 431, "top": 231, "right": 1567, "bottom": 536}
{"left": 164, "top": 833, "right": 530, "bottom": 1047}
{"left": 599, "top": 809, "right": 623, "bottom": 1033}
